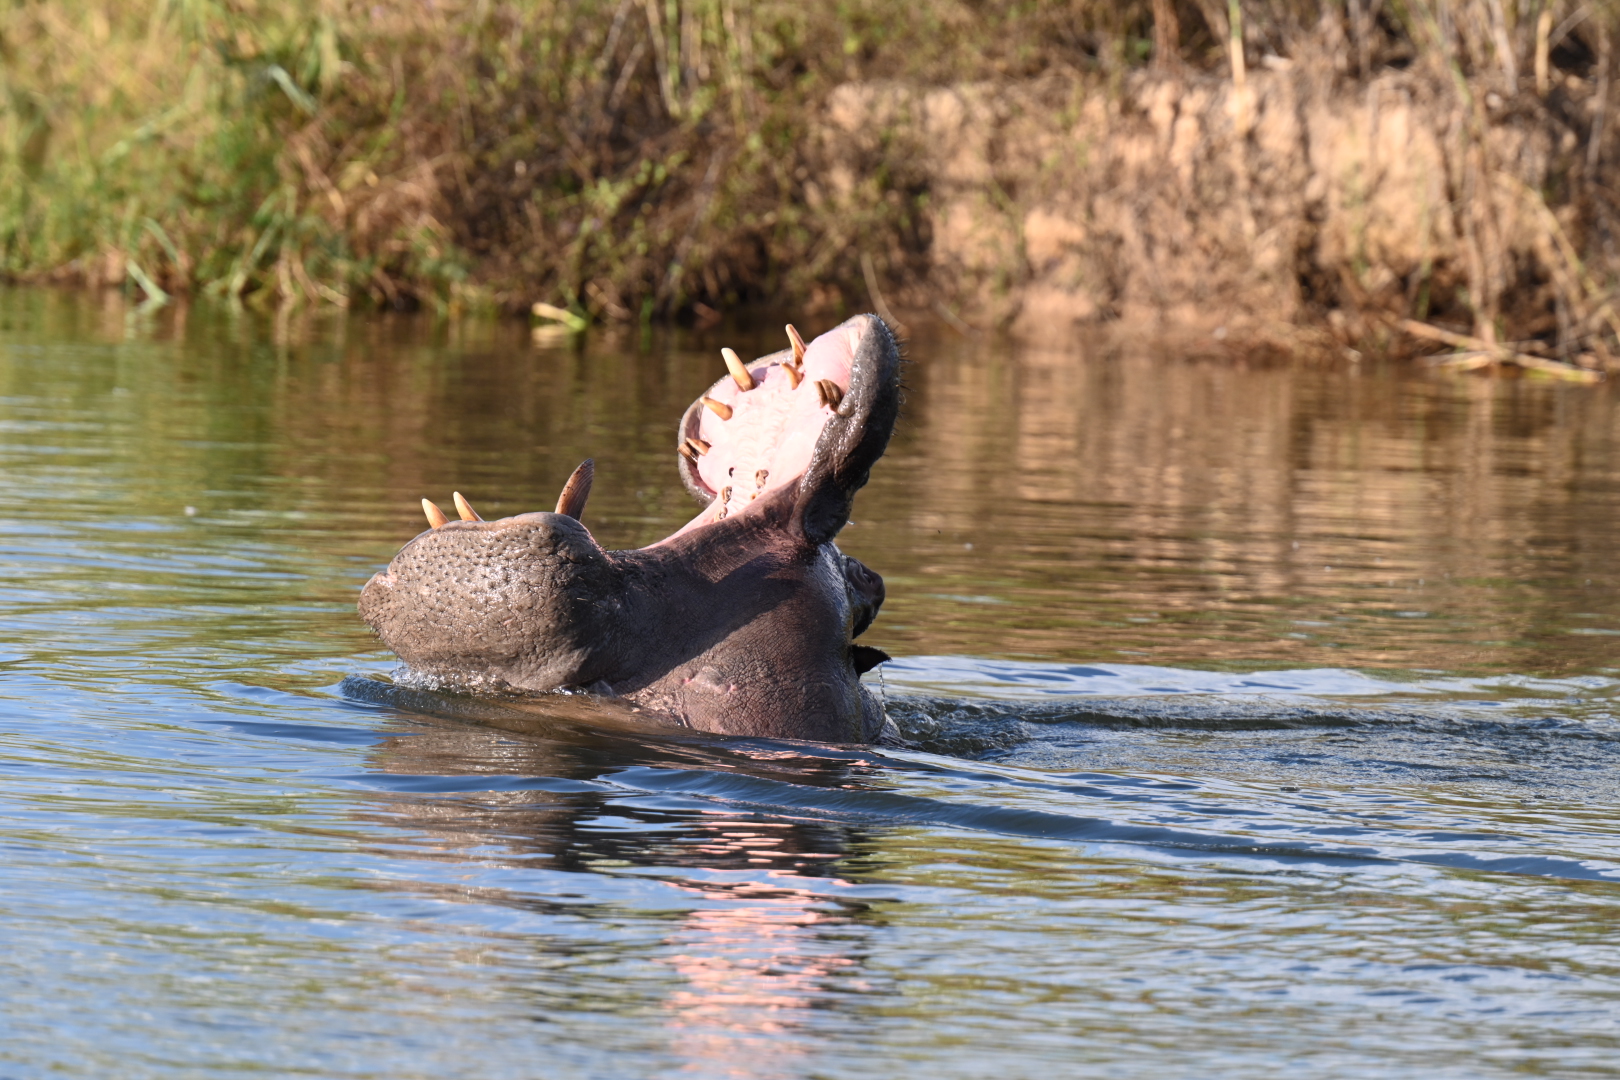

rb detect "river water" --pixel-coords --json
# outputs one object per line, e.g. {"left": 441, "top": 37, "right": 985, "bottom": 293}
{"left": 2, "top": 288, "right": 1618, "bottom": 1078}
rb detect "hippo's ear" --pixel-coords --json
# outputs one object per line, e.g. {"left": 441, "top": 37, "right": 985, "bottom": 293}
{"left": 790, "top": 314, "right": 902, "bottom": 545}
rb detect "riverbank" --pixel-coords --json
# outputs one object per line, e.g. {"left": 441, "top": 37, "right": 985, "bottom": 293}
{"left": 3, "top": 2, "right": 1619, "bottom": 367}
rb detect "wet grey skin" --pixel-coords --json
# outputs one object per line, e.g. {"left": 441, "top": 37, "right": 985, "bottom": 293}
{"left": 358, "top": 313, "right": 900, "bottom": 742}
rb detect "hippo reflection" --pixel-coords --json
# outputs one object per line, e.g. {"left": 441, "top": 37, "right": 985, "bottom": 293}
{"left": 343, "top": 688, "right": 889, "bottom": 1056}
{"left": 347, "top": 685, "right": 882, "bottom": 876}
{"left": 359, "top": 314, "right": 900, "bottom": 742}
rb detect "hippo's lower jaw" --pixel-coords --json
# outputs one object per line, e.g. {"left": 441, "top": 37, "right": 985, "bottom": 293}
{"left": 358, "top": 314, "right": 901, "bottom": 743}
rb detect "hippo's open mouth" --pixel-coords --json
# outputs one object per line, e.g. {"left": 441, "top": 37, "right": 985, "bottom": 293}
{"left": 360, "top": 314, "right": 901, "bottom": 742}
{"left": 665, "top": 319, "right": 887, "bottom": 544}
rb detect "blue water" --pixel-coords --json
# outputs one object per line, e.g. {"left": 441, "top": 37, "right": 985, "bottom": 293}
{"left": 3, "top": 290, "right": 1620, "bottom": 1078}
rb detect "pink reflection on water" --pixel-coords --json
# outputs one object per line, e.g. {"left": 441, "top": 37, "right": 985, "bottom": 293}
{"left": 656, "top": 827, "right": 865, "bottom": 1074}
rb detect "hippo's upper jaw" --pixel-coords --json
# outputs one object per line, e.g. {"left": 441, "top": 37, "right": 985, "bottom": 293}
{"left": 358, "top": 314, "right": 901, "bottom": 743}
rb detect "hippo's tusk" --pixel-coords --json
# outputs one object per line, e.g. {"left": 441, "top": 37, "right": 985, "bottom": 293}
{"left": 452, "top": 492, "right": 482, "bottom": 522}
{"left": 783, "top": 364, "right": 803, "bottom": 390}
{"left": 685, "top": 437, "right": 711, "bottom": 456}
{"left": 815, "top": 379, "right": 844, "bottom": 411}
{"left": 421, "top": 498, "right": 449, "bottom": 529}
{"left": 701, "top": 395, "right": 733, "bottom": 420}
{"left": 554, "top": 459, "right": 594, "bottom": 520}
{"left": 786, "top": 323, "right": 806, "bottom": 367}
{"left": 721, "top": 347, "right": 755, "bottom": 391}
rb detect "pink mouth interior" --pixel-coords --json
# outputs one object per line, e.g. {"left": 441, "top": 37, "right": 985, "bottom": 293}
{"left": 660, "top": 320, "right": 869, "bottom": 543}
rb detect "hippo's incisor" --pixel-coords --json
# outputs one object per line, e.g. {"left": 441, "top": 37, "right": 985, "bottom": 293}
{"left": 359, "top": 313, "right": 900, "bottom": 742}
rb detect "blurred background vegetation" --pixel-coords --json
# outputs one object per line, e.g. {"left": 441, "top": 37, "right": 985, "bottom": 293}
{"left": 3, "top": 0, "right": 1619, "bottom": 360}
{"left": 0, "top": 0, "right": 1025, "bottom": 316}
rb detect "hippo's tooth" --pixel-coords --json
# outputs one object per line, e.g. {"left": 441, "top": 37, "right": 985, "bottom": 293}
{"left": 701, "top": 395, "right": 733, "bottom": 420}
{"left": 784, "top": 364, "right": 802, "bottom": 390}
{"left": 421, "top": 498, "right": 449, "bottom": 529}
{"left": 786, "top": 323, "right": 806, "bottom": 366}
{"left": 815, "top": 379, "right": 844, "bottom": 411}
{"left": 679, "top": 442, "right": 698, "bottom": 462}
{"left": 685, "top": 437, "right": 712, "bottom": 456}
{"left": 554, "top": 458, "right": 594, "bottom": 520}
{"left": 722, "top": 347, "right": 756, "bottom": 391}
{"left": 452, "top": 492, "right": 482, "bottom": 522}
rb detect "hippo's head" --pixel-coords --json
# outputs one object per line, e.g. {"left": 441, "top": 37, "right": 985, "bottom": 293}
{"left": 358, "top": 314, "right": 901, "bottom": 742}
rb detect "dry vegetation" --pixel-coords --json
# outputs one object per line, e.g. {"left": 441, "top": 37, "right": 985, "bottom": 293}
{"left": 3, "top": 1, "right": 1620, "bottom": 367}
{"left": 1, "top": 0, "right": 1073, "bottom": 315}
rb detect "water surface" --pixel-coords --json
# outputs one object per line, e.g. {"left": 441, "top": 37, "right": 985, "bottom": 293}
{"left": 2, "top": 290, "right": 1619, "bottom": 1078}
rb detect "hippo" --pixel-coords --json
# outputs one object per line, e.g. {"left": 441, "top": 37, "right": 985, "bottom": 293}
{"left": 358, "top": 313, "right": 901, "bottom": 743}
